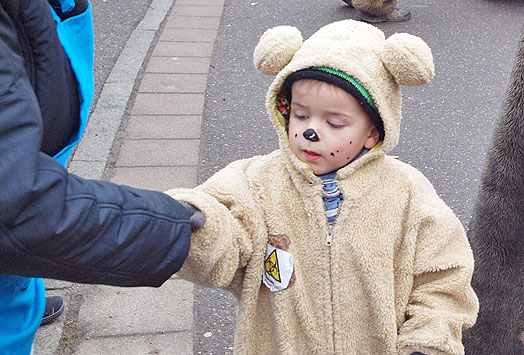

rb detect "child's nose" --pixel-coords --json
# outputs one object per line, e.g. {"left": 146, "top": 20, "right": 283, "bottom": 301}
{"left": 303, "top": 128, "right": 320, "bottom": 142}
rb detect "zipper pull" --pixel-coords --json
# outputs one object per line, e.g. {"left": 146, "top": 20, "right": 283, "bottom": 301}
{"left": 326, "top": 228, "right": 333, "bottom": 246}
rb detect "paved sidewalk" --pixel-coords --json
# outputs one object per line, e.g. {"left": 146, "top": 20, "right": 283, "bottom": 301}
{"left": 34, "top": 0, "right": 225, "bottom": 353}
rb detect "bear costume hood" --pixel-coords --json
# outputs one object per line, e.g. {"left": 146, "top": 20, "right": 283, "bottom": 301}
{"left": 253, "top": 19, "right": 434, "bottom": 176}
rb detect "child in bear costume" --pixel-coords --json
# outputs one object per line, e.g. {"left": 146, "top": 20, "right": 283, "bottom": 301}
{"left": 167, "top": 20, "right": 478, "bottom": 354}
{"left": 462, "top": 31, "right": 524, "bottom": 355}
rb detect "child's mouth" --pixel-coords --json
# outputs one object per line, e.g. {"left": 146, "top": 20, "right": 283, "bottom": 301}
{"left": 303, "top": 150, "right": 322, "bottom": 161}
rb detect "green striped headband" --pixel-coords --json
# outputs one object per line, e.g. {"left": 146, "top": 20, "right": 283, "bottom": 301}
{"left": 313, "top": 67, "right": 377, "bottom": 111}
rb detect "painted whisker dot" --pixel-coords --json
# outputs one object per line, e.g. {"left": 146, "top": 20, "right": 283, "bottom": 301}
{"left": 350, "top": 141, "right": 352, "bottom": 144}
{"left": 295, "top": 133, "right": 298, "bottom": 137}
{"left": 330, "top": 152, "right": 335, "bottom": 156}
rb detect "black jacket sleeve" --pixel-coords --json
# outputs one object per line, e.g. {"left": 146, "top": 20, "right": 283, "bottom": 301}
{"left": 0, "top": 1, "right": 191, "bottom": 287}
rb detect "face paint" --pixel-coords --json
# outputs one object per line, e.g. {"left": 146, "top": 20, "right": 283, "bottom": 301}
{"left": 303, "top": 128, "right": 320, "bottom": 142}
{"left": 288, "top": 80, "right": 378, "bottom": 175}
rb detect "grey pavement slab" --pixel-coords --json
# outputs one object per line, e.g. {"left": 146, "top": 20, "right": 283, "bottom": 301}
{"left": 172, "top": 5, "right": 224, "bottom": 17}
{"left": 152, "top": 41, "right": 215, "bottom": 57}
{"left": 146, "top": 56, "right": 212, "bottom": 73}
{"left": 110, "top": 166, "right": 198, "bottom": 191}
{"left": 77, "top": 279, "right": 193, "bottom": 337}
{"left": 74, "top": 331, "right": 193, "bottom": 355}
{"left": 139, "top": 73, "right": 208, "bottom": 93}
{"left": 164, "top": 16, "right": 222, "bottom": 30}
{"left": 125, "top": 115, "right": 202, "bottom": 139}
{"left": 177, "top": 0, "right": 225, "bottom": 5}
{"left": 115, "top": 139, "right": 200, "bottom": 166}
{"left": 132, "top": 93, "right": 205, "bottom": 115}
{"left": 160, "top": 28, "right": 219, "bottom": 42}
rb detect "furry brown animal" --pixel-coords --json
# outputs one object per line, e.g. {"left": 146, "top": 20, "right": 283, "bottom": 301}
{"left": 351, "top": 0, "right": 397, "bottom": 16}
{"left": 463, "top": 33, "right": 524, "bottom": 354}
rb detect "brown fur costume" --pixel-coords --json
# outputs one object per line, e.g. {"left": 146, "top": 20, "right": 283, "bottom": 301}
{"left": 352, "top": 0, "right": 396, "bottom": 16}
{"left": 463, "top": 33, "right": 524, "bottom": 354}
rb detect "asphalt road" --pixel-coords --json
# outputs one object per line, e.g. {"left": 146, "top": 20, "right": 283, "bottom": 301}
{"left": 195, "top": 0, "right": 524, "bottom": 353}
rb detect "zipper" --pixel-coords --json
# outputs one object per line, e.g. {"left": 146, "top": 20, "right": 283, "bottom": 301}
{"left": 326, "top": 224, "right": 333, "bottom": 246}
{"left": 323, "top": 183, "right": 343, "bottom": 247}
{"left": 325, "top": 197, "right": 342, "bottom": 246}
{"left": 326, "top": 222, "right": 335, "bottom": 352}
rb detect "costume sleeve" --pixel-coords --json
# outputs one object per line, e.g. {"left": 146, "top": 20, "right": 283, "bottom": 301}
{"left": 165, "top": 158, "right": 261, "bottom": 294}
{"left": 0, "top": 3, "right": 191, "bottom": 287}
{"left": 396, "top": 176, "right": 479, "bottom": 355}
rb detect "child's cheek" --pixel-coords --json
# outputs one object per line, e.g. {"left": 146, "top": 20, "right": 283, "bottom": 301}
{"left": 334, "top": 143, "right": 353, "bottom": 162}
{"left": 288, "top": 128, "right": 301, "bottom": 155}
{"left": 288, "top": 127, "right": 299, "bottom": 141}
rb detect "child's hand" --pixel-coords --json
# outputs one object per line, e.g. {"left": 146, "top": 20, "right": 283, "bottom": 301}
{"left": 179, "top": 202, "right": 205, "bottom": 231}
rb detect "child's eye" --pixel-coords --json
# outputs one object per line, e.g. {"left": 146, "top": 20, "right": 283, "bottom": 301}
{"left": 292, "top": 113, "right": 308, "bottom": 120}
{"left": 328, "top": 121, "right": 344, "bottom": 128}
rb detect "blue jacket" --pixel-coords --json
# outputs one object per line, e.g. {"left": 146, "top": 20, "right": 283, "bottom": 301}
{"left": 50, "top": 0, "right": 94, "bottom": 165}
{"left": 0, "top": 0, "right": 191, "bottom": 353}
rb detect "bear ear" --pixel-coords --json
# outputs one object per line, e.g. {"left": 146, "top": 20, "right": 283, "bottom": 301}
{"left": 253, "top": 26, "right": 303, "bottom": 76}
{"left": 380, "top": 33, "right": 435, "bottom": 86}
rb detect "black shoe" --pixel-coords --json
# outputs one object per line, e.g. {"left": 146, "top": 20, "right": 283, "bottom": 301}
{"left": 341, "top": 0, "right": 354, "bottom": 8}
{"left": 357, "top": 8, "right": 411, "bottom": 23}
{"left": 40, "top": 296, "right": 65, "bottom": 326}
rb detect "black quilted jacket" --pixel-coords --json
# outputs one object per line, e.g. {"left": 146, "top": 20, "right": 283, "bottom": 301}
{"left": 0, "top": 0, "right": 191, "bottom": 287}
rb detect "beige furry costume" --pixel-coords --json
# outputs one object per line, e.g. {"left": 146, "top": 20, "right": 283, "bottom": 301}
{"left": 166, "top": 20, "right": 478, "bottom": 355}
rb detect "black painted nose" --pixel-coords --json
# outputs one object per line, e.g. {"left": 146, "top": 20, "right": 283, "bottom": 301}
{"left": 303, "top": 128, "right": 319, "bottom": 142}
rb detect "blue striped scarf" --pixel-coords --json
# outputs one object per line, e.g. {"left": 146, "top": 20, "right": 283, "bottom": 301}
{"left": 317, "top": 149, "right": 369, "bottom": 224}
{"left": 319, "top": 171, "right": 342, "bottom": 224}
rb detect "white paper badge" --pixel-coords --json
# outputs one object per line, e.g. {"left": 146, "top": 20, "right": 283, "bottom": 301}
{"left": 262, "top": 243, "right": 293, "bottom": 292}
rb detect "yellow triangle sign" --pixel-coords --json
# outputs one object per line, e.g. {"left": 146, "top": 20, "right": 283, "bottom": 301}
{"left": 264, "top": 249, "right": 281, "bottom": 282}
